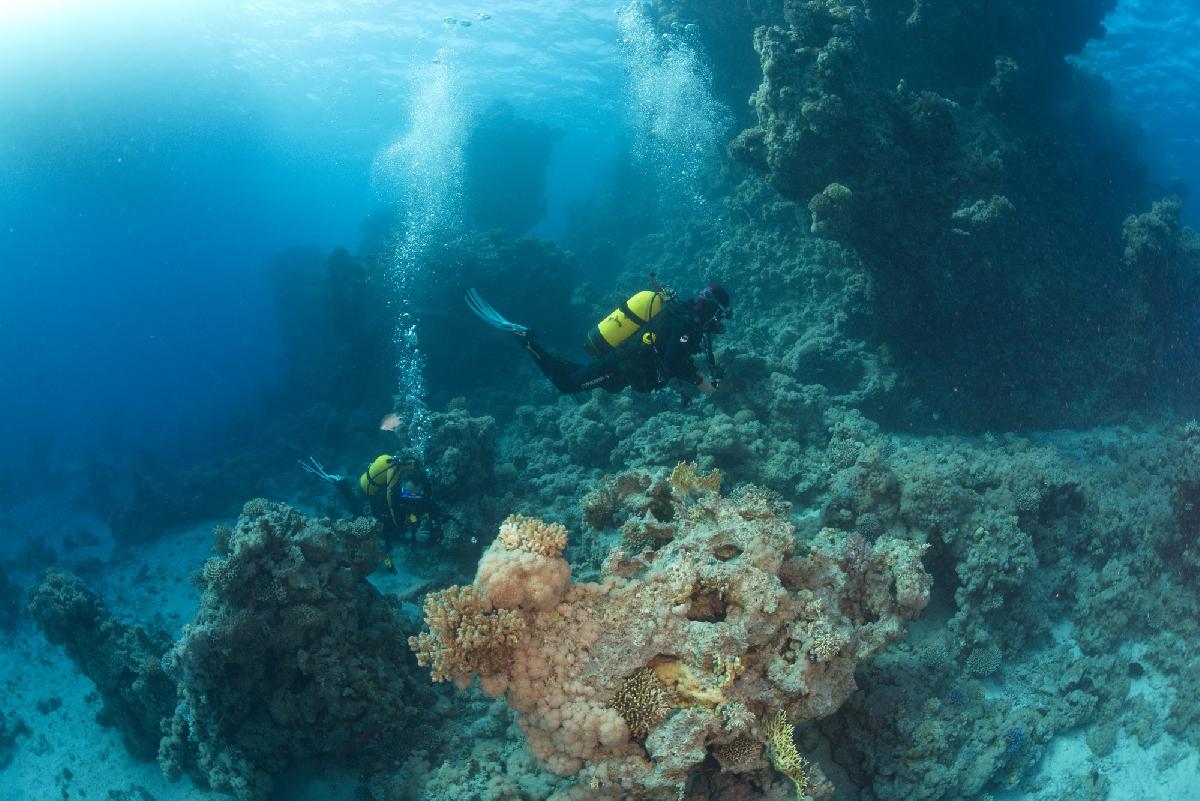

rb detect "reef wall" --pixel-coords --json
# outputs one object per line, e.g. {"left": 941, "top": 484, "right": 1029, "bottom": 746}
{"left": 656, "top": 0, "right": 1199, "bottom": 429}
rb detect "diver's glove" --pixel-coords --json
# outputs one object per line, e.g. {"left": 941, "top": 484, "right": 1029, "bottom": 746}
{"left": 298, "top": 456, "right": 343, "bottom": 484}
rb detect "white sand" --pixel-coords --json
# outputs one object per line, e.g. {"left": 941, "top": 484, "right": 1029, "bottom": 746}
{"left": 0, "top": 505, "right": 225, "bottom": 801}
{"left": 997, "top": 640, "right": 1200, "bottom": 801}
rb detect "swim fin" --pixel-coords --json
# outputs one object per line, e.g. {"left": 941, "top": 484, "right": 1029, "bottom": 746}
{"left": 464, "top": 288, "right": 529, "bottom": 335}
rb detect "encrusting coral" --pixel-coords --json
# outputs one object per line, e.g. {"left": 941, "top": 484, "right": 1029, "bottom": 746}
{"left": 409, "top": 466, "right": 930, "bottom": 799}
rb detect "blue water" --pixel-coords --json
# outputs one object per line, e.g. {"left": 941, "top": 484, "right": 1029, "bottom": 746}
{"left": 0, "top": 0, "right": 625, "bottom": 469}
{"left": 1078, "top": 0, "right": 1200, "bottom": 224}
{"left": 3, "top": 0, "right": 1191, "bottom": 474}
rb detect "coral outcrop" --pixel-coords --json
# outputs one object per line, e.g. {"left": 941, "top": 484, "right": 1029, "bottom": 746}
{"left": 410, "top": 468, "right": 930, "bottom": 799}
{"left": 157, "top": 500, "right": 421, "bottom": 801}
{"left": 28, "top": 571, "right": 176, "bottom": 761}
{"left": 676, "top": 0, "right": 1198, "bottom": 428}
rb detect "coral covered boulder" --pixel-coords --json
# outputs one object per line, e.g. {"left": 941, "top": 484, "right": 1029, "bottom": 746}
{"left": 158, "top": 500, "right": 420, "bottom": 801}
{"left": 410, "top": 468, "right": 930, "bottom": 799}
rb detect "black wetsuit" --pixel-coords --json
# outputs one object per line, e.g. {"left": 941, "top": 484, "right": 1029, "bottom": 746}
{"left": 524, "top": 302, "right": 713, "bottom": 395}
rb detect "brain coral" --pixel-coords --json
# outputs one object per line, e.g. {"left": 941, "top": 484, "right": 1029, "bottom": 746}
{"left": 410, "top": 469, "right": 930, "bottom": 799}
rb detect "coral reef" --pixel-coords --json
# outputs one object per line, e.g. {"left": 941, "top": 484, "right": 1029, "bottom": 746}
{"left": 409, "top": 469, "right": 929, "bottom": 799}
{"left": 27, "top": 571, "right": 176, "bottom": 761}
{"left": 799, "top": 422, "right": 1200, "bottom": 798}
{"left": 701, "top": 0, "right": 1199, "bottom": 427}
{"left": 67, "top": 3, "right": 1200, "bottom": 798}
{"left": 157, "top": 500, "right": 422, "bottom": 801}
{"left": 421, "top": 403, "right": 499, "bottom": 502}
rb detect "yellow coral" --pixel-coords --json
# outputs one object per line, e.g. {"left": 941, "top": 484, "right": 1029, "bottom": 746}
{"left": 764, "top": 710, "right": 812, "bottom": 800}
{"left": 806, "top": 619, "right": 847, "bottom": 662}
{"left": 668, "top": 461, "right": 721, "bottom": 498}
{"left": 496, "top": 514, "right": 568, "bottom": 557}
{"left": 407, "top": 585, "right": 526, "bottom": 686}
{"left": 650, "top": 655, "right": 741, "bottom": 708}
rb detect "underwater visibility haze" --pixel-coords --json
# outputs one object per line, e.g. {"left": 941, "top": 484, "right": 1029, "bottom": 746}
{"left": 0, "top": 1, "right": 1199, "bottom": 800}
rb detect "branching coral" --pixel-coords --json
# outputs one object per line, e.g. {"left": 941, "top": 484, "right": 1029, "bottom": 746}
{"left": 409, "top": 585, "right": 527, "bottom": 686}
{"left": 496, "top": 514, "right": 568, "bottom": 557}
{"left": 764, "top": 710, "right": 813, "bottom": 800}
{"left": 609, "top": 668, "right": 672, "bottom": 739}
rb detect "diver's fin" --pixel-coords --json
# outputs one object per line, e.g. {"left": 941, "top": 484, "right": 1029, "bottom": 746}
{"left": 464, "top": 288, "right": 529, "bottom": 334}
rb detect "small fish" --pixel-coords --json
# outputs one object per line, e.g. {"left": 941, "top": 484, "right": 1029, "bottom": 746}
{"left": 477, "top": 12, "right": 491, "bottom": 21}
{"left": 380, "top": 413, "right": 404, "bottom": 432}
{"left": 458, "top": 19, "right": 472, "bottom": 26}
{"left": 443, "top": 16, "right": 458, "bottom": 24}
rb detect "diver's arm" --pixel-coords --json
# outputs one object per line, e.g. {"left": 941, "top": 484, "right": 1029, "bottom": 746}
{"left": 660, "top": 316, "right": 706, "bottom": 387}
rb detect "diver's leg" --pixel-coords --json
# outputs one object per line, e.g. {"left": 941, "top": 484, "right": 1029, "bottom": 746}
{"left": 521, "top": 337, "right": 618, "bottom": 394}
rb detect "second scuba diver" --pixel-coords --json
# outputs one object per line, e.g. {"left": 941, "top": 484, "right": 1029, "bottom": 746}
{"left": 465, "top": 280, "right": 732, "bottom": 404}
{"left": 300, "top": 453, "right": 444, "bottom": 561}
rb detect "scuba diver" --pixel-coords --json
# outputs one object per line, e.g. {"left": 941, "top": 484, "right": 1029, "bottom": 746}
{"left": 299, "top": 453, "right": 443, "bottom": 562}
{"left": 465, "top": 280, "right": 732, "bottom": 404}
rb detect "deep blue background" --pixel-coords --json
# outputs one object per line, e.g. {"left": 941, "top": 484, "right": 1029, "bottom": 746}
{"left": 0, "top": 2, "right": 620, "bottom": 477}
{"left": 1078, "top": 0, "right": 1200, "bottom": 224}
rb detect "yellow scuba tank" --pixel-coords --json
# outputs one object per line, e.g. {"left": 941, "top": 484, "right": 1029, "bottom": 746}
{"left": 360, "top": 454, "right": 397, "bottom": 496}
{"left": 584, "top": 290, "right": 666, "bottom": 358}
